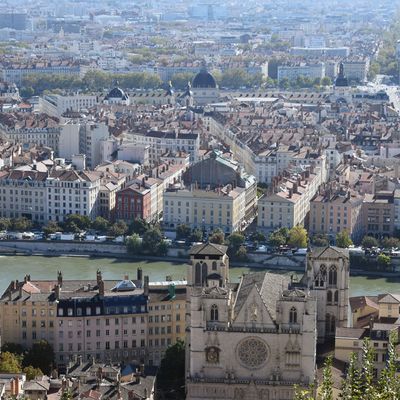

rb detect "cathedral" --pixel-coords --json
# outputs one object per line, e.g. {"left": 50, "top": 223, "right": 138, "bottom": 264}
{"left": 185, "top": 243, "right": 349, "bottom": 400}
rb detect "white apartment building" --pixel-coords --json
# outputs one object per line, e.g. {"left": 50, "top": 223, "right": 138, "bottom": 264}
{"left": 39, "top": 94, "right": 98, "bottom": 118}
{"left": 59, "top": 121, "right": 80, "bottom": 160}
{"left": 129, "top": 130, "right": 200, "bottom": 165}
{"left": 79, "top": 122, "right": 109, "bottom": 169}
{"left": 277, "top": 63, "right": 325, "bottom": 82}
{"left": 342, "top": 59, "right": 370, "bottom": 82}
{"left": 0, "top": 166, "right": 101, "bottom": 223}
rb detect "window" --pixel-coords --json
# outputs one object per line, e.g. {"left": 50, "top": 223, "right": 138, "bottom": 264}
{"left": 327, "top": 291, "right": 332, "bottom": 304}
{"left": 328, "top": 266, "right": 337, "bottom": 286}
{"left": 334, "top": 290, "right": 339, "bottom": 304}
{"left": 212, "top": 261, "right": 217, "bottom": 270}
{"left": 289, "top": 307, "right": 297, "bottom": 324}
{"left": 210, "top": 305, "right": 218, "bottom": 321}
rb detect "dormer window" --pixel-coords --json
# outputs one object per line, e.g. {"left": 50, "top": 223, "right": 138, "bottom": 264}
{"left": 210, "top": 304, "right": 219, "bottom": 321}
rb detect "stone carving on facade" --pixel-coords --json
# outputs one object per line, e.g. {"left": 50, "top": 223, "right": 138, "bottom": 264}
{"left": 205, "top": 346, "right": 220, "bottom": 364}
{"left": 236, "top": 337, "right": 269, "bottom": 369}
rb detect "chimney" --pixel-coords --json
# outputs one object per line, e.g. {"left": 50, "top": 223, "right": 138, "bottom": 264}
{"left": 137, "top": 268, "right": 143, "bottom": 282}
{"left": 288, "top": 188, "right": 293, "bottom": 198}
{"left": 144, "top": 276, "right": 149, "bottom": 296}
{"left": 57, "top": 271, "right": 63, "bottom": 287}
{"left": 96, "top": 269, "right": 102, "bottom": 284}
{"left": 54, "top": 284, "right": 61, "bottom": 300}
{"left": 14, "top": 377, "right": 19, "bottom": 397}
{"left": 98, "top": 279, "right": 105, "bottom": 296}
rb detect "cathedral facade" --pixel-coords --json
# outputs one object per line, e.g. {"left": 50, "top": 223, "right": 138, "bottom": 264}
{"left": 185, "top": 244, "right": 349, "bottom": 400}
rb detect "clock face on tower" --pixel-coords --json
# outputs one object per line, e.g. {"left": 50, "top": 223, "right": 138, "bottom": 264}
{"left": 236, "top": 337, "right": 269, "bottom": 369}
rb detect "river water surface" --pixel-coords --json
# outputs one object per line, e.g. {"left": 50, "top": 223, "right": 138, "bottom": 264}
{"left": 0, "top": 255, "right": 400, "bottom": 297}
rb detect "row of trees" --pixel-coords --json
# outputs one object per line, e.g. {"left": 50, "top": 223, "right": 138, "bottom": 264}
{"left": 295, "top": 333, "right": 400, "bottom": 400}
{"left": 0, "top": 217, "right": 33, "bottom": 232}
{"left": 268, "top": 226, "right": 308, "bottom": 249}
{"left": 278, "top": 76, "right": 332, "bottom": 90}
{"left": 0, "top": 341, "right": 54, "bottom": 380}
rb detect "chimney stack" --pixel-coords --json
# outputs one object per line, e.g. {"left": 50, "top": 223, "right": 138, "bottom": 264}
{"left": 54, "top": 284, "right": 61, "bottom": 300}
{"left": 57, "top": 271, "right": 63, "bottom": 287}
{"left": 137, "top": 268, "right": 143, "bottom": 282}
{"left": 96, "top": 270, "right": 102, "bottom": 284}
{"left": 98, "top": 279, "right": 105, "bottom": 296}
{"left": 144, "top": 276, "right": 149, "bottom": 296}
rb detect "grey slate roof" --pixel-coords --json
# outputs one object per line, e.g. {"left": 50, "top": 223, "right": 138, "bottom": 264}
{"left": 189, "top": 242, "right": 227, "bottom": 256}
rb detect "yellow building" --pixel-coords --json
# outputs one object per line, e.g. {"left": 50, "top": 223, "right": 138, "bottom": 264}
{"left": 349, "top": 295, "right": 378, "bottom": 328}
{"left": 0, "top": 275, "right": 57, "bottom": 349}
{"left": 148, "top": 282, "right": 186, "bottom": 366}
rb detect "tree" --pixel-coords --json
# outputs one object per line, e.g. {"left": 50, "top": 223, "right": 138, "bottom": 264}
{"left": 319, "top": 356, "right": 333, "bottom": 400}
{"left": 288, "top": 225, "right": 308, "bottom": 248}
{"left": 176, "top": 224, "right": 192, "bottom": 240}
{"left": 63, "top": 214, "right": 91, "bottom": 232}
{"left": 361, "top": 338, "right": 377, "bottom": 400}
{"left": 171, "top": 72, "right": 195, "bottom": 90}
{"left": 142, "top": 227, "right": 163, "bottom": 254}
{"left": 108, "top": 220, "right": 128, "bottom": 237}
{"left": 209, "top": 229, "right": 225, "bottom": 245}
{"left": 378, "top": 330, "right": 400, "bottom": 398}
{"left": 250, "top": 231, "right": 266, "bottom": 243}
{"left": 227, "top": 232, "right": 245, "bottom": 251}
{"left": 321, "top": 76, "right": 332, "bottom": 86}
{"left": 11, "top": 217, "right": 32, "bottom": 232}
{"left": 1, "top": 343, "right": 24, "bottom": 355}
{"left": 156, "top": 340, "right": 185, "bottom": 400}
{"left": 381, "top": 237, "right": 399, "bottom": 249}
{"left": 0, "top": 352, "right": 22, "bottom": 374}
{"left": 0, "top": 217, "right": 11, "bottom": 231}
{"left": 43, "top": 221, "right": 62, "bottom": 236}
{"left": 268, "top": 231, "right": 287, "bottom": 247}
{"left": 377, "top": 253, "right": 391, "bottom": 271}
{"left": 91, "top": 217, "right": 110, "bottom": 233}
{"left": 126, "top": 234, "right": 142, "bottom": 254}
{"left": 336, "top": 230, "right": 353, "bottom": 248}
{"left": 23, "top": 365, "right": 43, "bottom": 380}
{"left": 189, "top": 228, "right": 203, "bottom": 243}
{"left": 362, "top": 236, "right": 379, "bottom": 249}
{"left": 311, "top": 234, "right": 329, "bottom": 247}
{"left": 157, "top": 240, "right": 169, "bottom": 256}
{"left": 293, "top": 385, "right": 314, "bottom": 400}
{"left": 129, "top": 218, "right": 150, "bottom": 235}
{"left": 23, "top": 340, "right": 54, "bottom": 376}
{"left": 340, "top": 352, "right": 362, "bottom": 400}
{"left": 235, "top": 245, "right": 248, "bottom": 261}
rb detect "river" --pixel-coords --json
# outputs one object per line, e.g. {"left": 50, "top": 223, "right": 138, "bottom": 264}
{"left": 1, "top": 255, "right": 400, "bottom": 297}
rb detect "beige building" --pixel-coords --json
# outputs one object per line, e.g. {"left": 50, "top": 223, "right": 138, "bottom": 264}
{"left": 257, "top": 166, "right": 322, "bottom": 231}
{"left": 309, "top": 185, "right": 364, "bottom": 242}
{"left": 335, "top": 293, "right": 400, "bottom": 376}
{"left": 362, "top": 191, "right": 395, "bottom": 238}
{"left": 148, "top": 283, "right": 186, "bottom": 366}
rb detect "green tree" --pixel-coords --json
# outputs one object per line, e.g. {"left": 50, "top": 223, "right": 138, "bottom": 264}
{"left": 23, "top": 365, "right": 43, "bottom": 380}
{"left": 43, "top": 221, "right": 62, "bottom": 236}
{"left": 340, "top": 352, "right": 362, "bottom": 400}
{"left": 361, "top": 338, "right": 377, "bottom": 400}
{"left": 142, "top": 227, "right": 163, "bottom": 254}
{"left": 157, "top": 240, "right": 169, "bottom": 256}
{"left": 319, "top": 356, "right": 333, "bottom": 400}
{"left": 250, "top": 231, "right": 266, "bottom": 243}
{"left": 129, "top": 218, "right": 150, "bottom": 235}
{"left": 176, "top": 224, "right": 192, "bottom": 240}
{"left": 23, "top": 340, "right": 54, "bottom": 376}
{"left": 0, "top": 217, "right": 11, "bottom": 231}
{"left": 156, "top": 339, "right": 185, "bottom": 400}
{"left": 11, "top": 217, "right": 32, "bottom": 232}
{"left": 362, "top": 236, "right": 379, "bottom": 249}
{"left": 381, "top": 237, "right": 399, "bottom": 249}
{"left": 1, "top": 343, "right": 24, "bottom": 354}
{"left": 378, "top": 330, "right": 400, "bottom": 399}
{"left": 0, "top": 352, "right": 22, "bottom": 374}
{"left": 63, "top": 214, "right": 91, "bottom": 232}
{"left": 189, "top": 228, "right": 203, "bottom": 243}
{"left": 171, "top": 72, "right": 195, "bottom": 90}
{"left": 235, "top": 245, "right": 248, "bottom": 261}
{"left": 311, "top": 234, "right": 330, "bottom": 247}
{"left": 321, "top": 77, "right": 332, "bottom": 86}
{"left": 269, "top": 231, "right": 287, "bottom": 247}
{"left": 126, "top": 234, "right": 142, "bottom": 254}
{"left": 209, "top": 229, "right": 225, "bottom": 245}
{"left": 377, "top": 253, "right": 391, "bottom": 271}
{"left": 227, "top": 232, "right": 245, "bottom": 251}
{"left": 288, "top": 225, "right": 308, "bottom": 248}
{"left": 108, "top": 220, "right": 128, "bottom": 237}
{"left": 91, "top": 217, "right": 110, "bottom": 233}
{"left": 293, "top": 385, "right": 314, "bottom": 400}
{"left": 336, "top": 230, "right": 353, "bottom": 248}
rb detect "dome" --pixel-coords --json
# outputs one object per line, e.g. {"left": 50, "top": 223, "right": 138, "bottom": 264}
{"left": 105, "top": 87, "right": 128, "bottom": 100}
{"left": 192, "top": 66, "right": 217, "bottom": 89}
